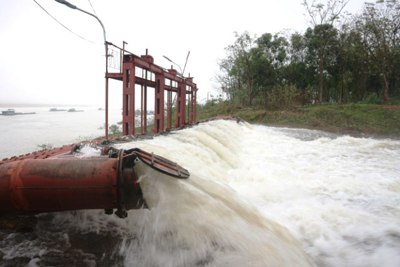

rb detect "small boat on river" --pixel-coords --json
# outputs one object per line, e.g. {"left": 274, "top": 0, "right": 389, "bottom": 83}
{"left": 67, "top": 108, "right": 84, "bottom": 112}
{"left": 49, "top": 108, "right": 67, "bottom": 112}
{"left": 1, "top": 109, "right": 36, "bottom": 116}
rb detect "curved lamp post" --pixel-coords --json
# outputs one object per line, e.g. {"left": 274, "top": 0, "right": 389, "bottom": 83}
{"left": 163, "top": 55, "right": 183, "bottom": 75}
{"left": 163, "top": 51, "right": 190, "bottom": 76}
{"left": 55, "top": 0, "right": 110, "bottom": 139}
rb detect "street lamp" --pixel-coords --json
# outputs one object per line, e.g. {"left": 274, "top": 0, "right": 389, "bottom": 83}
{"left": 54, "top": 0, "right": 110, "bottom": 139}
{"left": 55, "top": 0, "right": 106, "bottom": 42}
{"left": 163, "top": 55, "right": 183, "bottom": 74}
{"left": 163, "top": 51, "right": 190, "bottom": 76}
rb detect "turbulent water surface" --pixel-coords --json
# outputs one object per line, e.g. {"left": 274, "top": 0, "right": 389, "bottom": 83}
{"left": 1, "top": 120, "right": 399, "bottom": 267}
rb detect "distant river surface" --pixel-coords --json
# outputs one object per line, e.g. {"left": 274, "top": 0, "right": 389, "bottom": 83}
{"left": 0, "top": 115, "right": 399, "bottom": 266}
{"left": 0, "top": 106, "right": 122, "bottom": 159}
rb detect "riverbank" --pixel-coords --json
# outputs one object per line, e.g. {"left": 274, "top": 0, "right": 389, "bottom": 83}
{"left": 198, "top": 102, "right": 400, "bottom": 139}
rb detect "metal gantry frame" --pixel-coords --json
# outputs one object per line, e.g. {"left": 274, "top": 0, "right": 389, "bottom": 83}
{"left": 54, "top": 1, "right": 197, "bottom": 139}
{"left": 105, "top": 42, "right": 198, "bottom": 137}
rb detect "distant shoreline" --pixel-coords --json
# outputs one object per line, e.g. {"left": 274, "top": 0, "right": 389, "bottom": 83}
{"left": 0, "top": 103, "right": 100, "bottom": 108}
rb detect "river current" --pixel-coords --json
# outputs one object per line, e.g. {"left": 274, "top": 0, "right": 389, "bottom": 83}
{"left": 1, "top": 119, "right": 399, "bottom": 267}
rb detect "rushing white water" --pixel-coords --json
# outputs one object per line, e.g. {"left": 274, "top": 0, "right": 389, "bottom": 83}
{"left": 1, "top": 120, "right": 399, "bottom": 267}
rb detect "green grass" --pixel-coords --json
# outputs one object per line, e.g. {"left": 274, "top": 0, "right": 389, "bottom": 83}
{"left": 198, "top": 102, "right": 400, "bottom": 138}
{"left": 284, "top": 104, "right": 400, "bottom": 135}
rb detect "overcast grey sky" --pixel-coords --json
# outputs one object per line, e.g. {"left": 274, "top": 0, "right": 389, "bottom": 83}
{"left": 0, "top": 0, "right": 366, "bottom": 107}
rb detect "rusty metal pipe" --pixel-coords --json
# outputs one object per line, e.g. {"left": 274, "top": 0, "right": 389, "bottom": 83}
{"left": 0, "top": 156, "right": 145, "bottom": 217}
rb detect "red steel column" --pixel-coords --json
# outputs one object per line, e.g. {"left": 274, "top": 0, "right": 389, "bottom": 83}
{"left": 122, "top": 58, "right": 136, "bottom": 135}
{"left": 167, "top": 89, "right": 172, "bottom": 130}
{"left": 192, "top": 87, "right": 197, "bottom": 123}
{"left": 140, "top": 81, "right": 148, "bottom": 135}
{"left": 140, "top": 54, "right": 154, "bottom": 135}
{"left": 177, "top": 82, "right": 186, "bottom": 127}
{"left": 185, "top": 78, "right": 194, "bottom": 124}
{"left": 167, "top": 69, "right": 177, "bottom": 130}
{"left": 154, "top": 73, "right": 165, "bottom": 133}
{"left": 189, "top": 89, "right": 193, "bottom": 124}
{"left": 175, "top": 83, "right": 182, "bottom": 128}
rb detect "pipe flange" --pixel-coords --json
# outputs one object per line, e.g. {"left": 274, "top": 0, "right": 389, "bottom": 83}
{"left": 115, "top": 149, "right": 127, "bottom": 218}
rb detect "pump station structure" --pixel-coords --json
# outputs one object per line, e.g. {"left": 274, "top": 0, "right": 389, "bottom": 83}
{"left": 105, "top": 42, "right": 198, "bottom": 138}
{"left": 0, "top": 43, "right": 197, "bottom": 218}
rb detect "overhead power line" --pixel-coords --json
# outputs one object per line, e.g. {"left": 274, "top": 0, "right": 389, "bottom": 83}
{"left": 87, "top": 0, "right": 97, "bottom": 16}
{"left": 32, "top": 0, "right": 97, "bottom": 44}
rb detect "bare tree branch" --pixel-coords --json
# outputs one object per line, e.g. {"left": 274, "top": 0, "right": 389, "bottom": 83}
{"left": 303, "top": 0, "right": 350, "bottom": 26}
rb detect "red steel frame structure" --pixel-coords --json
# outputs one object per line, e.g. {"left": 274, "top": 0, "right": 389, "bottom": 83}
{"left": 105, "top": 43, "right": 198, "bottom": 138}
{"left": 0, "top": 42, "right": 198, "bottom": 218}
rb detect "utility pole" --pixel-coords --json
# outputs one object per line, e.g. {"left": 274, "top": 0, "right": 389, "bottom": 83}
{"left": 54, "top": 0, "right": 110, "bottom": 139}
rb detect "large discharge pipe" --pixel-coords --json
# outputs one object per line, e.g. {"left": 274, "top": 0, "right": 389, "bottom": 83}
{"left": 0, "top": 148, "right": 189, "bottom": 218}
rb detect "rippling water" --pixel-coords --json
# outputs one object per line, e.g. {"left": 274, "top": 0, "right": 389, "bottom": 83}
{"left": 1, "top": 120, "right": 399, "bottom": 267}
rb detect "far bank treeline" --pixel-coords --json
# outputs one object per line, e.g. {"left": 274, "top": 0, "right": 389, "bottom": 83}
{"left": 217, "top": 0, "right": 400, "bottom": 108}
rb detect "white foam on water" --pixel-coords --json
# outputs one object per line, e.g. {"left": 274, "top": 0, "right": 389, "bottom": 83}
{"left": 66, "top": 120, "right": 315, "bottom": 266}
{"left": 2, "top": 119, "right": 399, "bottom": 267}
{"left": 114, "top": 120, "right": 399, "bottom": 267}
{"left": 201, "top": 122, "right": 400, "bottom": 267}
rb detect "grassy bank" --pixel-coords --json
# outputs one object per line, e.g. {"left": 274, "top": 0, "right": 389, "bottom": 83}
{"left": 198, "top": 102, "right": 400, "bottom": 138}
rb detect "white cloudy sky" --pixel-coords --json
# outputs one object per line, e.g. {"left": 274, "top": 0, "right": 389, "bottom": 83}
{"left": 0, "top": 0, "right": 366, "bottom": 107}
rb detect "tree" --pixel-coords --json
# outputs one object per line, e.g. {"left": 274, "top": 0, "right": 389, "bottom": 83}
{"left": 305, "top": 24, "right": 339, "bottom": 102}
{"left": 109, "top": 124, "right": 121, "bottom": 135}
{"left": 218, "top": 32, "right": 257, "bottom": 105}
{"left": 302, "top": 0, "right": 350, "bottom": 26}
{"left": 256, "top": 33, "right": 289, "bottom": 80}
{"left": 217, "top": 56, "right": 238, "bottom": 103}
{"left": 284, "top": 33, "right": 311, "bottom": 97}
{"left": 215, "top": 1, "right": 400, "bottom": 108}
{"left": 233, "top": 32, "right": 257, "bottom": 105}
{"left": 303, "top": 0, "right": 349, "bottom": 102}
{"left": 356, "top": 0, "right": 400, "bottom": 101}
{"left": 253, "top": 33, "right": 290, "bottom": 105}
